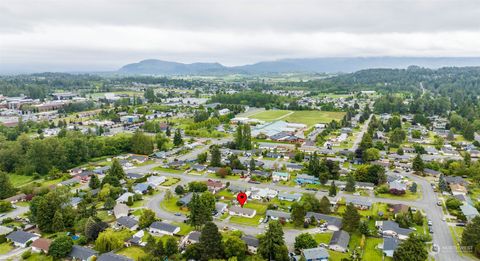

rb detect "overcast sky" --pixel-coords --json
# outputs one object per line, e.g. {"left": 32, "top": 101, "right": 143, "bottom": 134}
{"left": 1, "top": 0, "right": 480, "bottom": 73}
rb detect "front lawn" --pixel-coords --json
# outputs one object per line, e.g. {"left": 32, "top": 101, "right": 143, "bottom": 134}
{"left": 160, "top": 197, "right": 189, "bottom": 214}
{"left": 9, "top": 174, "right": 36, "bottom": 187}
{"left": 152, "top": 166, "right": 184, "bottom": 174}
{"left": 376, "top": 189, "right": 421, "bottom": 201}
{"left": 229, "top": 215, "right": 262, "bottom": 226}
{"left": 161, "top": 178, "right": 181, "bottom": 186}
{"left": 172, "top": 222, "right": 193, "bottom": 236}
{"left": 0, "top": 242, "right": 13, "bottom": 254}
{"left": 313, "top": 232, "right": 333, "bottom": 244}
{"left": 117, "top": 246, "right": 148, "bottom": 260}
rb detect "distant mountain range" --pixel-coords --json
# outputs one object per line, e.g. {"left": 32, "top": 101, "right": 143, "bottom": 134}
{"left": 118, "top": 57, "right": 480, "bottom": 75}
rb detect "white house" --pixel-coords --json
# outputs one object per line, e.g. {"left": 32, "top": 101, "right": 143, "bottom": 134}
{"left": 272, "top": 172, "right": 290, "bottom": 182}
{"left": 149, "top": 221, "right": 180, "bottom": 236}
{"left": 229, "top": 205, "right": 256, "bottom": 218}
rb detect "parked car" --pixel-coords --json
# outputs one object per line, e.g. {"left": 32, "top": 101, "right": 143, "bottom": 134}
{"left": 432, "top": 244, "right": 439, "bottom": 252}
{"left": 437, "top": 201, "right": 442, "bottom": 206}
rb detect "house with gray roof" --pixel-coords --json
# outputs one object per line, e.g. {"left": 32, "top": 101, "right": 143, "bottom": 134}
{"left": 116, "top": 216, "right": 139, "bottom": 231}
{"left": 302, "top": 247, "right": 329, "bottom": 261}
{"left": 242, "top": 235, "right": 259, "bottom": 254}
{"left": 278, "top": 192, "right": 302, "bottom": 202}
{"left": 329, "top": 230, "right": 350, "bottom": 252}
{"left": 178, "top": 192, "right": 193, "bottom": 205}
{"left": 229, "top": 205, "right": 256, "bottom": 218}
{"left": 69, "top": 245, "right": 99, "bottom": 261}
{"left": 6, "top": 231, "right": 39, "bottom": 248}
{"left": 113, "top": 203, "right": 130, "bottom": 218}
{"left": 346, "top": 198, "right": 373, "bottom": 210}
{"left": 182, "top": 231, "right": 201, "bottom": 246}
{"left": 0, "top": 225, "right": 13, "bottom": 236}
{"left": 376, "top": 220, "right": 413, "bottom": 240}
{"left": 266, "top": 210, "right": 291, "bottom": 221}
{"left": 98, "top": 252, "right": 133, "bottom": 261}
{"left": 306, "top": 212, "right": 342, "bottom": 231}
{"left": 133, "top": 183, "right": 150, "bottom": 194}
{"left": 379, "top": 237, "right": 400, "bottom": 257}
{"left": 149, "top": 221, "right": 180, "bottom": 236}
{"left": 389, "top": 180, "right": 407, "bottom": 192}
{"left": 460, "top": 203, "right": 479, "bottom": 221}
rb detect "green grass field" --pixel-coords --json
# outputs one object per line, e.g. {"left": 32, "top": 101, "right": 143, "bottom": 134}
{"left": 0, "top": 242, "right": 13, "bottom": 255}
{"left": 9, "top": 174, "right": 36, "bottom": 187}
{"left": 313, "top": 232, "right": 333, "bottom": 244}
{"left": 117, "top": 246, "right": 148, "bottom": 260}
{"left": 249, "top": 110, "right": 345, "bottom": 127}
{"left": 161, "top": 178, "right": 181, "bottom": 186}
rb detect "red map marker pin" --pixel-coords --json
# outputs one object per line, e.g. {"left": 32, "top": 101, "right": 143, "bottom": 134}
{"left": 237, "top": 192, "right": 247, "bottom": 207}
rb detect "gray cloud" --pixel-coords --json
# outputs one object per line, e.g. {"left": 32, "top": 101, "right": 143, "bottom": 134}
{"left": 1, "top": 0, "right": 480, "bottom": 72}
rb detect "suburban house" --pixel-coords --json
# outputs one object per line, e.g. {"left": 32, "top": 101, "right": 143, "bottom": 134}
{"left": 182, "top": 231, "right": 201, "bottom": 247}
{"left": 113, "top": 203, "right": 130, "bottom": 219}
{"left": 178, "top": 193, "right": 194, "bottom": 205}
{"left": 59, "top": 177, "right": 81, "bottom": 187}
{"left": 69, "top": 245, "right": 99, "bottom": 261}
{"left": 444, "top": 176, "right": 468, "bottom": 186}
{"left": 115, "top": 216, "right": 139, "bottom": 231}
{"left": 450, "top": 184, "right": 468, "bottom": 196}
{"left": 3, "top": 193, "right": 27, "bottom": 203}
{"left": 389, "top": 180, "right": 407, "bottom": 192}
{"left": 295, "top": 174, "right": 320, "bottom": 185}
{"left": 133, "top": 183, "right": 150, "bottom": 194}
{"left": 229, "top": 205, "right": 257, "bottom": 218}
{"left": 147, "top": 176, "right": 166, "bottom": 188}
{"left": 306, "top": 212, "right": 342, "bottom": 231}
{"left": 116, "top": 192, "right": 134, "bottom": 203}
{"left": 98, "top": 252, "right": 134, "bottom": 261}
{"left": 31, "top": 238, "right": 52, "bottom": 254}
{"left": 376, "top": 221, "right": 413, "bottom": 240}
{"left": 149, "top": 221, "right": 180, "bottom": 236}
{"left": 460, "top": 203, "right": 480, "bottom": 221}
{"left": 0, "top": 226, "right": 13, "bottom": 236}
{"left": 241, "top": 235, "right": 259, "bottom": 254}
{"left": 329, "top": 230, "right": 350, "bottom": 253}
{"left": 206, "top": 179, "right": 225, "bottom": 193}
{"left": 6, "top": 231, "right": 40, "bottom": 248}
{"left": 250, "top": 188, "right": 278, "bottom": 200}
{"left": 126, "top": 173, "right": 143, "bottom": 180}
{"left": 278, "top": 193, "right": 302, "bottom": 202}
{"left": 346, "top": 198, "right": 372, "bottom": 210}
{"left": 215, "top": 202, "right": 228, "bottom": 215}
{"left": 286, "top": 163, "right": 303, "bottom": 172}
{"left": 272, "top": 172, "right": 290, "bottom": 182}
{"left": 191, "top": 164, "right": 207, "bottom": 172}
{"left": 390, "top": 204, "right": 410, "bottom": 217}
{"left": 266, "top": 210, "right": 291, "bottom": 221}
{"left": 379, "top": 237, "right": 400, "bottom": 257}
{"left": 302, "top": 247, "right": 329, "bottom": 261}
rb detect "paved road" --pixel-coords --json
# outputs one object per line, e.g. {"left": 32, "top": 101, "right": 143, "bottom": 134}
{"left": 350, "top": 114, "right": 373, "bottom": 152}
{"left": 0, "top": 205, "right": 29, "bottom": 222}
{"left": 0, "top": 246, "right": 30, "bottom": 260}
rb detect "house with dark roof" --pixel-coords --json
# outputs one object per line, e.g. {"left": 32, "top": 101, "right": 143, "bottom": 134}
{"left": 191, "top": 164, "right": 207, "bottom": 172}
{"left": 278, "top": 192, "right": 302, "bottom": 202}
{"left": 242, "top": 235, "right": 259, "bottom": 254}
{"left": 126, "top": 172, "right": 143, "bottom": 180}
{"left": 69, "top": 245, "right": 99, "bottom": 261}
{"left": 302, "top": 247, "right": 329, "bottom": 261}
{"left": 346, "top": 198, "right": 373, "bottom": 210}
{"left": 424, "top": 168, "right": 441, "bottom": 177}
{"left": 182, "top": 231, "right": 201, "bottom": 246}
{"left": 329, "top": 230, "right": 350, "bottom": 253}
{"left": 93, "top": 166, "right": 110, "bottom": 175}
{"left": 133, "top": 183, "right": 150, "bottom": 194}
{"left": 306, "top": 212, "right": 342, "bottom": 231}
{"left": 379, "top": 237, "right": 400, "bottom": 257}
{"left": 266, "top": 210, "right": 291, "bottom": 221}
{"left": 149, "top": 221, "right": 180, "bottom": 236}
{"left": 444, "top": 176, "right": 468, "bottom": 186}
{"left": 98, "top": 252, "right": 134, "bottom": 261}
{"left": 178, "top": 192, "right": 193, "bottom": 205}
{"left": 376, "top": 220, "right": 413, "bottom": 240}
{"left": 115, "top": 216, "right": 139, "bottom": 231}
{"left": 6, "top": 231, "right": 39, "bottom": 248}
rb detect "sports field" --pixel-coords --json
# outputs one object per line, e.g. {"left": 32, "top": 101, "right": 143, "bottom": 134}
{"left": 249, "top": 110, "right": 345, "bottom": 127}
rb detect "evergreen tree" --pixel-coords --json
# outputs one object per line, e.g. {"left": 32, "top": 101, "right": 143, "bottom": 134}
{"left": 412, "top": 154, "right": 424, "bottom": 173}
{"left": 108, "top": 159, "right": 126, "bottom": 179}
{"left": 166, "top": 126, "right": 171, "bottom": 137}
{"left": 249, "top": 158, "right": 256, "bottom": 171}
{"left": 258, "top": 221, "right": 289, "bottom": 261}
{"left": 319, "top": 171, "right": 329, "bottom": 185}
{"left": 155, "top": 132, "right": 169, "bottom": 151}
{"left": 393, "top": 234, "right": 428, "bottom": 261}
{"left": 439, "top": 174, "right": 448, "bottom": 191}
{"left": 345, "top": 174, "right": 356, "bottom": 192}
{"left": 291, "top": 202, "right": 306, "bottom": 227}
{"left": 139, "top": 209, "right": 157, "bottom": 229}
{"left": 49, "top": 235, "right": 73, "bottom": 259}
{"left": 104, "top": 197, "right": 116, "bottom": 210}
{"left": 199, "top": 222, "right": 224, "bottom": 260}
{"left": 329, "top": 181, "right": 337, "bottom": 197}
{"left": 342, "top": 203, "right": 361, "bottom": 232}
{"left": 224, "top": 235, "right": 247, "bottom": 260}
{"left": 235, "top": 125, "right": 244, "bottom": 149}
{"left": 243, "top": 124, "right": 252, "bottom": 150}
{"left": 461, "top": 216, "right": 480, "bottom": 257}
{"left": 209, "top": 145, "right": 222, "bottom": 167}
{"left": 52, "top": 210, "right": 65, "bottom": 232}
{"left": 165, "top": 236, "right": 179, "bottom": 257}
{"left": 0, "top": 172, "right": 15, "bottom": 199}
{"left": 89, "top": 175, "right": 100, "bottom": 189}
{"left": 173, "top": 129, "right": 183, "bottom": 147}
{"left": 188, "top": 193, "right": 212, "bottom": 228}
{"left": 318, "top": 196, "right": 331, "bottom": 214}
{"left": 131, "top": 130, "right": 154, "bottom": 155}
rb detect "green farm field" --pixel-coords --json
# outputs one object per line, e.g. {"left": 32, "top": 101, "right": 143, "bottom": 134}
{"left": 248, "top": 110, "right": 345, "bottom": 127}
